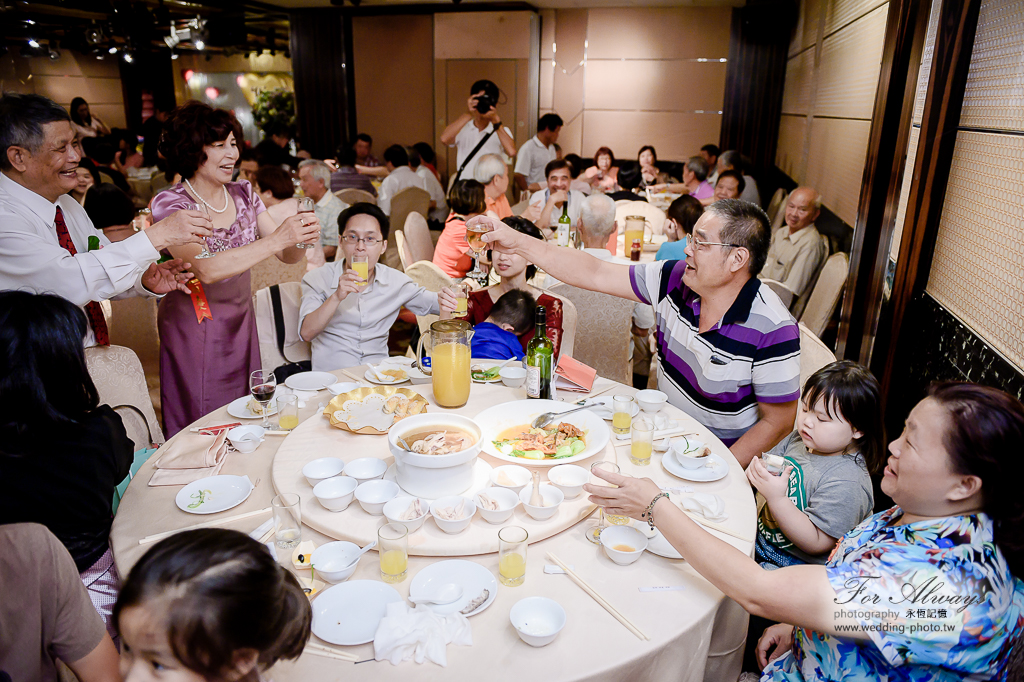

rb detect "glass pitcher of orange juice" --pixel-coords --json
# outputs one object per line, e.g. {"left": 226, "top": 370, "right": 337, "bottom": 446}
{"left": 623, "top": 215, "right": 647, "bottom": 257}
{"left": 415, "top": 320, "right": 474, "bottom": 408}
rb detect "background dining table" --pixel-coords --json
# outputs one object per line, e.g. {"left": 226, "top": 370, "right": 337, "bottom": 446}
{"left": 110, "top": 365, "right": 757, "bottom": 682}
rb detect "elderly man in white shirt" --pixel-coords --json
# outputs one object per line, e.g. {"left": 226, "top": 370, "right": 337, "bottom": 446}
{"left": 299, "top": 203, "right": 440, "bottom": 371}
{"left": 298, "top": 159, "right": 348, "bottom": 261}
{"left": 0, "top": 93, "right": 211, "bottom": 346}
{"left": 513, "top": 113, "right": 562, "bottom": 195}
{"left": 376, "top": 145, "right": 429, "bottom": 217}
{"left": 522, "top": 159, "right": 586, "bottom": 238}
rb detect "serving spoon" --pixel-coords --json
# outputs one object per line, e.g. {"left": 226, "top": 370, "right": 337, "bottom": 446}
{"left": 531, "top": 403, "right": 594, "bottom": 429}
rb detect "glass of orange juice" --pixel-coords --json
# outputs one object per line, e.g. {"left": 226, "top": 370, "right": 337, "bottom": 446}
{"left": 277, "top": 394, "right": 299, "bottom": 431}
{"left": 352, "top": 254, "right": 369, "bottom": 287}
{"left": 454, "top": 282, "right": 469, "bottom": 316}
{"left": 630, "top": 417, "right": 653, "bottom": 466}
{"left": 498, "top": 526, "right": 528, "bottom": 587}
{"left": 379, "top": 523, "right": 408, "bottom": 583}
{"left": 612, "top": 395, "right": 634, "bottom": 435}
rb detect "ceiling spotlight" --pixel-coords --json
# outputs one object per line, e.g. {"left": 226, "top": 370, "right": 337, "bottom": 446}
{"left": 194, "top": 38, "right": 205, "bottom": 51}
{"left": 28, "top": 39, "right": 39, "bottom": 48}
{"left": 25, "top": 19, "right": 35, "bottom": 25}
{"left": 123, "top": 51, "right": 133, "bottom": 63}
{"left": 109, "top": 46, "right": 118, "bottom": 54}
{"left": 170, "top": 51, "right": 179, "bottom": 60}
{"left": 48, "top": 47, "right": 60, "bottom": 60}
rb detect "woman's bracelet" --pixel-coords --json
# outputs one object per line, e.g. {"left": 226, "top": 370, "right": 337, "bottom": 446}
{"left": 642, "top": 492, "right": 669, "bottom": 530}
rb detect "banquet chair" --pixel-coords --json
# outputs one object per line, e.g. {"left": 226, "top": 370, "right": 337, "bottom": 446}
{"left": 765, "top": 188, "right": 787, "bottom": 227}
{"left": 799, "top": 322, "right": 836, "bottom": 390}
{"left": 106, "top": 297, "right": 160, "bottom": 412}
{"left": 336, "top": 188, "right": 376, "bottom": 205}
{"left": 770, "top": 191, "right": 789, "bottom": 233}
{"left": 761, "top": 278, "right": 795, "bottom": 309}
{"left": 548, "top": 283, "right": 632, "bottom": 384}
{"left": 511, "top": 198, "right": 530, "bottom": 216}
{"left": 614, "top": 200, "right": 667, "bottom": 235}
{"left": 386, "top": 187, "right": 430, "bottom": 271}
{"left": 404, "top": 212, "right": 435, "bottom": 263}
{"left": 85, "top": 344, "right": 166, "bottom": 452}
{"left": 404, "top": 260, "right": 454, "bottom": 335}
{"left": 254, "top": 282, "right": 312, "bottom": 371}
{"left": 799, "top": 252, "right": 848, "bottom": 337}
{"left": 790, "top": 234, "right": 832, "bottom": 318}
{"left": 394, "top": 230, "right": 414, "bottom": 270}
{"left": 249, "top": 254, "right": 309, "bottom": 295}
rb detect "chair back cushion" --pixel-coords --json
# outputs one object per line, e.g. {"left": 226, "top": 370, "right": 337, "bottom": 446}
{"left": 85, "top": 344, "right": 165, "bottom": 451}
{"left": 766, "top": 188, "right": 787, "bottom": 225}
{"left": 770, "top": 191, "right": 789, "bottom": 233}
{"left": 337, "top": 188, "right": 376, "bottom": 205}
{"left": 404, "top": 212, "right": 435, "bottom": 262}
{"left": 548, "top": 283, "right": 632, "bottom": 384}
{"left": 799, "top": 252, "right": 848, "bottom": 337}
{"left": 254, "top": 282, "right": 311, "bottom": 370}
{"left": 249, "top": 255, "right": 308, "bottom": 295}
{"left": 761, "top": 278, "right": 795, "bottom": 310}
{"left": 394, "top": 230, "right": 414, "bottom": 270}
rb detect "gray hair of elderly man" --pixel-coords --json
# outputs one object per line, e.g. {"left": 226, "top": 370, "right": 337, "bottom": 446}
{"left": 473, "top": 153, "right": 507, "bottom": 185}
{"left": 579, "top": 193, "right": 617, "bottom": 242}
{"left": 0, "top": 93, "right": 71, "bottom": 171}
{"left": 707, "top": 198, "right": 772, "bottom": 276}
{"left": 298, "top": 159, "right": 332, "bottom": 188}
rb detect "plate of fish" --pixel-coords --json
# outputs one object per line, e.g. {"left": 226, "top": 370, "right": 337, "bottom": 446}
{"left": 409, "top": 560, "right": 497, "bottom": 617}
{"left": 323, "top": 387, "right": 428, "bottom": 435}
{"left": 475, "top": 399, "right": 609, "bottom": 467}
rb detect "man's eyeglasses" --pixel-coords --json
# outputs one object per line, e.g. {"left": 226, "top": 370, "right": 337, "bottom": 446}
{"left": 692, "top": 233, "right": 742, "bottom": 250}
{"left": 341, "top": 235, "right": 382, "bottom": 245}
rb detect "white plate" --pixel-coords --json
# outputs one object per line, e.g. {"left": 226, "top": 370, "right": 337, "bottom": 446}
{"left": 409, "top": 560, "right": 497, "bottom": 617}
{"left": 311, "top": 581, "right": 404, "bottom": 645}
{"left": 588, "top": 396, "right": 640, "bottom": 421}
{"left": 471, "top": 361, "right": 507, "bottom": 384}
{"left": 475, "top": 399, "right": 609, "bottom": 467}
{"left": 383, "top": 459, "right": 494, "bottom": 501}
{"left": 226, "top": 395, "right": 278, "bottom": 419}
{"left": 645, "top": 528, "right": 683, "bottom": 559}
{"left": 285, "top": 371, "right": 338, "bottom": 392}
{"left": 328, "top": 382, "right": 362, "bottom": 396}
{"left": 661, "top": 450, "right": 728, "bottom": 482}
{"left": 364, "top": 368, "right": 409, "bottom": 385}
{"left": 175, "top": 475, "right": 254, "bottom": 514}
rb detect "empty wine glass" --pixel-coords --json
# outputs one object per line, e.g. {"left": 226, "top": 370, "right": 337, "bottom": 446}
{"left": 296, "top": 197, "right": 317, "bottom": 249}
{"left": 188, "top": 202, "right": 214, "bottom": 259}
{"left": 249, "top": 369, "right": 277, "bottom": 428}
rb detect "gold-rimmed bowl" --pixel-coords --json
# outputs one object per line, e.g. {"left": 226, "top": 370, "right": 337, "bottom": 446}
{"left": 323, "top": 387, "right": 428, "bottom": 435}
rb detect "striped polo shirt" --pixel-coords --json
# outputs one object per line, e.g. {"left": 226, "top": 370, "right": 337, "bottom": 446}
{"left": 630, "top": 261, "right": 801, "bottom": 445}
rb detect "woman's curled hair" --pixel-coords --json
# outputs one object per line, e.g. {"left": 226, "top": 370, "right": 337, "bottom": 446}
{"left": 114, "top": 528, "right": 311, "bottom": 677}
{"left": 158, "top": 101, "right": 243, "bottom": 180}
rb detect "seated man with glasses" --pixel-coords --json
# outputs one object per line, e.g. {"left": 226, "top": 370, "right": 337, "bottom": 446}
{"left": 299, "top": 204, "right": 440, "bottom": 371}
{"left": 471, "top": 199, "right": 800, "bottom": 467}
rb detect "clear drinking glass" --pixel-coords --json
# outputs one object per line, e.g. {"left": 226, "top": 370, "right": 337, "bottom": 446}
{"left": 249, "top": 369, "right": 276, "bottom": 428}
{"left": 378, "top": 523, "right": 409, "bottom": 584}
{"left": 586, "top": 461, "right": 625, "bottom": 544}
{"left": 277, "top": 394, "right": 298, "bottom": 431}
{"left": 296, "top": 196, "right": 317, "bottom": 249}
{"left": 612, "top": 395, "right": 634, "bottom": 435}
{"left": 187, "top": 202, "right": 214, "bottom": 259}
{"left": 351, "top": 254, "right": 369, "bottom": 287}
{"left": 463, "top": 221, "right": 492, "bottom": 280}
{"left": 454, "top": 281, "right": 469, "bottom": 316}
{"left": 630, "top": 418, "right": 654, "bottom": 466}
{"left": 272, "top": 493, "right": 301, "bottom": 549}
{"left": 498, "top": 526, "right": 528, "bottom": 587}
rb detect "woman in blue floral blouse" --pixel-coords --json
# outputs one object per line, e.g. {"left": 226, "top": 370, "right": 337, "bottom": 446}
{"left": 586, "top": 382, "right": 1024, "bottom": 681}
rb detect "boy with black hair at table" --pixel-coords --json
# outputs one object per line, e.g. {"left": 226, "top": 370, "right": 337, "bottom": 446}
{"left": 469, "top": 289, "right": 536, "bottom": 361}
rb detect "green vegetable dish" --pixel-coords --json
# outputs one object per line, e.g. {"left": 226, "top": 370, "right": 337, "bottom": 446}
{"left": 493, "top": 422, "right": 587, "bottom": 460}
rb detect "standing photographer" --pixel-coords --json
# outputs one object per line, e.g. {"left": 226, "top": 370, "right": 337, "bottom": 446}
{"left": 440, "top": 79, "right": 516, "bottom": 185}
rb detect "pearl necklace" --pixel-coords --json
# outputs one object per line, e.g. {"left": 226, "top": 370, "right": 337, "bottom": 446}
{"left": 185, "top": 178, "right": 230, "bottom": 214}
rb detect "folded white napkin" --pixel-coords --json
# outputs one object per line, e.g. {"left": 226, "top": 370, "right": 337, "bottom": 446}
{"left": 676, "top": 493, "right": 728, "bottom": 522}
{"left": 374, "top": 602, "right": 472, "bottom": 667}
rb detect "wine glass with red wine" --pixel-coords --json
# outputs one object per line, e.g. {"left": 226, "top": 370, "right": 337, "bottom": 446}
{"left": 296, "top": 197, "right": 316, "bottom": 249}
{"left": 249, "top": 369, "right": 277, "bottom": 428}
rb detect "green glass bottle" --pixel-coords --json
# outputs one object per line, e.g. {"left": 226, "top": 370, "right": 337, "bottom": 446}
{"left": 556, "top": 201, "right": 571, "bottom": 247}
{"left": 525, "top": 306, "right": 554, "bottom": 400}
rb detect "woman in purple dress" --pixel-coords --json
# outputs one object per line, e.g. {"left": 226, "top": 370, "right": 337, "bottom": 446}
{"left": 152, "top": 103, "right": 321, "bottom": 436}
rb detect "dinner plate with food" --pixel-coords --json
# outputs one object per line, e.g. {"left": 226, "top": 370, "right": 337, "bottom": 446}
{"left": 409, "top": 560, "right": 497, "bottom": 617}
{"left": 661, "top": 440, "right": 728, "bottom": 482}
{"left": 470, "top": 361, "right": 510, "bottom": 383}
{"left": 175, "top": 475, "right": 254, "bottom": 514}
{"left": 226, "top": 395, "right": 279, "bottom": 420}
{"left": 474, "top": 399, "right": 609, "bottom": 467}
{"left": 365, "top": 364, "right": 410, "bottom": 385}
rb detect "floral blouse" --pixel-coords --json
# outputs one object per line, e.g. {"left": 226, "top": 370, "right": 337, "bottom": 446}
{"left": 763, "top": 507, "right": 1024, "bottom": 681}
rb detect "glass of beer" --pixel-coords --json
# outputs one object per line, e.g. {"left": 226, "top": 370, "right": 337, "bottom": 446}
{"left": 630, "top": 418, "right": 653, "bottom": 466}
{"left": 464, "top": 221, "right": 492, "bottom": 279}
{"left": 296, "top": 197, "right": 317, "bottom": 249}
{"left": 498, "top": 526, "right": 528, "bottom": 587}
{"left": 351, "top": 254, "right": 369, "bottom": 287}
{"left": 378, "top": 523, "right": 409, "bottom": 584}
{"left": 612, "top": 395, "right": 634, "bottom": 435}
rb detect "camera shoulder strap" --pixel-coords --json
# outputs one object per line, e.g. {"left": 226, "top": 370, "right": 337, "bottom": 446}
{"left": 451, "top": 124, "right": 497, "bottom": 185}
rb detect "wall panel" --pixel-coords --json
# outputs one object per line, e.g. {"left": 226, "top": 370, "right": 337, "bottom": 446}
{"left": 823, "top": 0, "right": 888, "bottom": 35}
{"left": 581, "top": 111, "right": 722, "bottom": 163}
{"left": 804, "top": 117, "right": 872, "bottom": 224}
{"left": 584, "top": 61, "right": 726, "bottom": 112}
{"left": 434, "top": 12, "right": 532, "bottom": 60}
{"left": 586, "top": 8, "right": 731, "bottom": 60}
{"left": 815, "top": 3, "right": 888, "bottom": 119}
{"left": 1, "top": 51, "right": 126, "bottom": 128}
{"left": 781, "top": 50, "right": 815, "bottom": 115}
{"left": 776, "top": 113, "right": 808, "bottom": 179}
{"left": 959, "top": 0, "right": 1024, "bottom": 132}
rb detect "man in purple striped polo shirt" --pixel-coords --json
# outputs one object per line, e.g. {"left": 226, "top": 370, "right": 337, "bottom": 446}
{"left": 472, "top": 199, "right": 800, "bottom": 466}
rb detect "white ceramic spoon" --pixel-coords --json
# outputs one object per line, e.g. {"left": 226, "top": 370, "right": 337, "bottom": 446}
{"left": 335, "top": 540, "right": 378, "bottom": 571}
{"left": 409, "top": 583, "right": 464, "bottom": 606}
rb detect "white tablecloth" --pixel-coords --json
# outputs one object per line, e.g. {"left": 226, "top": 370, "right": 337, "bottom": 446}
{"left": 110, "top": 367, "right": 756, "bottom": 682}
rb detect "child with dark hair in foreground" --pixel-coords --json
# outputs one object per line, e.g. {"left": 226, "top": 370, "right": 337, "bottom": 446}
{"left": 114, "top": 528, "right": 311, "bottom": 681}
{"left": 470, "top": 289, "right": 536, "bottom": 361}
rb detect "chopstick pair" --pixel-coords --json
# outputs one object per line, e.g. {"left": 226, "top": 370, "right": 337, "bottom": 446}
{"left": 138, "top": 507, "right": 272, "bottom": 545}
{"left": 682, "top": 511, "right": 752, "bottom": 543}
{"left": 546, "top": 552, "right": 649, "bottom": 641}
{"left": 305, "top": 643, "right": 359, "bottom": 662}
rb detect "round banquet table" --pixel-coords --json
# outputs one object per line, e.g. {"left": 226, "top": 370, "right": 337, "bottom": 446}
{"left": 110, "top": 365, "right": 756, "bottom": 682}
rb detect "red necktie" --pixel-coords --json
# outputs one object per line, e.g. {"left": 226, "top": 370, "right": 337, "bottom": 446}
{"left": 54, "top": 207, "right": 110, "bottom": 345}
